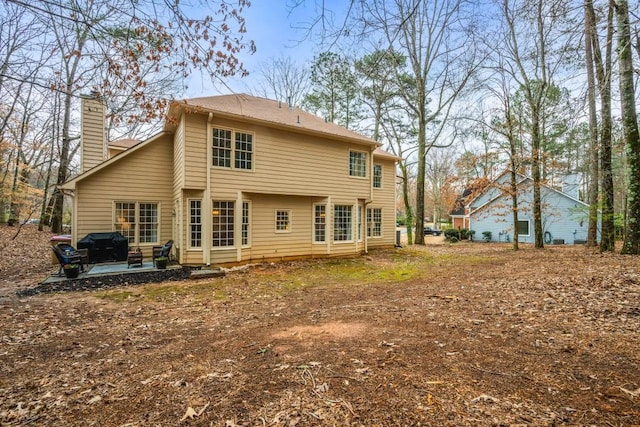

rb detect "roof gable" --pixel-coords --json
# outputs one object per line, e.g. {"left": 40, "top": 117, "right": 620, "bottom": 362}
{"left": 59, "top": 132, "right": 168, "bottom": 190}
{"left": 468, "top": 170, "right": 588, "bottom": 214}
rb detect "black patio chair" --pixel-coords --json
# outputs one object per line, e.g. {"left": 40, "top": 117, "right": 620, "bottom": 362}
{"left": 152, "top": 240, "right": 173, "bottom": 267}
{"left": 52, "top": 243, "right": 85, "bottom": 276}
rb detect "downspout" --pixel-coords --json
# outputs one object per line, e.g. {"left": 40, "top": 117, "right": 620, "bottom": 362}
{"left": 204, "top": 113, "right": 213, "bottom": 266}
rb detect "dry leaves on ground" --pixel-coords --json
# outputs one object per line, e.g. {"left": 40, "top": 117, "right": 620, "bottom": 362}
{"left": 0, "top": 225, "right": 639, "bottom": 426}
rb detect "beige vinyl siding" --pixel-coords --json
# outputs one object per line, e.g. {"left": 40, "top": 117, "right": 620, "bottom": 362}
{"left": 369, "top": 157, "right": 397, "bottom": 249}
{"left": 208, "top": 117, "right": 372, "bottom": 198}
{"left": 239, "top": 194, "right": 311, "bottom": 261}
{"left": 180, "top": 189, "right": 205, "bottom": 265}
{"left": 183, "top": 113, "right": 207, "bottom": 189}
{"left": 73, "top": 134, "right": 173, "bottom": 259}
{"left": 173, "top": 115, "right": 186, "bottom": 195}
{"left": 81, "top": 97, "right": 106, "bottom": 173}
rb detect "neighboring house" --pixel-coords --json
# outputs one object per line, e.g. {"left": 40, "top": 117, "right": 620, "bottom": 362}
{"left": 450, "top": 188, "right": 472, "bottom": 229}
{"left": 462, "top": 170, "right": 590, "bottom": 244}
{"left": 59, "top": 93, "right": 398, "bottom": 266}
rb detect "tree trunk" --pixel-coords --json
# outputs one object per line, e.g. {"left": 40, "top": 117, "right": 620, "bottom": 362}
{"left": 616, "top": 0, "right": 640, "bottom": 254}
{"left": 415, "top": 121, "right": 426, "bottom": 245}
{"left": 584, "top": 0, "right": 600, "bottom": 247}
{"left": 51, "top": 75, "right": 76, "bottom": 234}
{"left": 510, "top": 167, "right": 519, "bottom": 251}
{"left": 531, "top": 106, "right": 544, "bottom": 248}
{"left": 592, "top": 2, "right": 615, "bottom": 252}
{"left": 401, "top": 165, "right": 414, "bottom": 246}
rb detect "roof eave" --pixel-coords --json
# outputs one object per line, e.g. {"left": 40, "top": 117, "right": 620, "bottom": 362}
{"left": 165, "top": 102, "right": 379, "bottom": 148}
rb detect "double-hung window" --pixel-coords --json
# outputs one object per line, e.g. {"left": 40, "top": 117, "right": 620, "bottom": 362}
{"left": 212, "top": 128, "right": 232, "bottom": 167}
{"left": 212, "top": 201, "right": 234, "bottom": 247}
{"left": 275, "top": 210, "right": 291, "bottom": 232}
{"left": 242, "top": 202, "right": 250, "bottom": 246}
{"left": 235, "top": 132, "right": 253, "bottom": 169}
{"left": 373, "top": 164, "right": 382, "bottom": 188}
{"left": 334, "top": 205, "right": 353, "bottom": 242}
{"left": 314, "top": 205, "right": 326, "bottom": 243}
{"left": 114, "top": 201, "right": 158, "bottom": 245}
{"left": 367, "top": 208, "right": 382, "bottom": 237}
{"left": 212, "top": 127, "right": 253, "bottom": 170}
{"left": 139, "top": 203, "right": 158, "bottom": 243}
{"left": 189, "top": 200, "right": 202, "bottom": 248}
{"left": 357, "top": 205, "right": 362, "bottom": 241}
{"left": 349, "top": 151, "right": 367, "bottom": 177}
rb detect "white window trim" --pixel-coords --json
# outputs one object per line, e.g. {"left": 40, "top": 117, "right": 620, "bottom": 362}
{"left": 114, "top": 201, "right": 160, "bottom": 246}
{"left": 242, "top": 200, "right": 251, "bottom": 248}
{"left": 333, "top": 204, "right": 354, "bottom": 243}
{"left": 212, "top": 200, "right": 236, "bottom": 250}
{"left": 517, "top": 219, "right": 530, "bottom": 237}
{"left": 357, "top": 205, "right": 363, "bottom": 242}
{"left": 211, "top": 126, "right": 255, "bottom": 172}
{"left": 367, "top": 207, "right": 383, "bottom": 238}
{"left": 188, "top": 198, "right": 202, "bottom": 249}
{"left": 211, "top": 127, "right": 233, "bottom": 169}
{"left": 275, "top": 209, "right": 292, "bottom": 233}
{"left": 313, "top": 203, "right": 327, "bottom": 244}
{"left": 373, "top": 164, "right": 383, "bottom": 189}
{"left": 348, "top": 150, "right": 367, "bottom": 179}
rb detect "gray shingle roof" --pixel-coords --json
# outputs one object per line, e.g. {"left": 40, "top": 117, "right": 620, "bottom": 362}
{"left": 169, "top": 93, "right": 375, "bottom": 145}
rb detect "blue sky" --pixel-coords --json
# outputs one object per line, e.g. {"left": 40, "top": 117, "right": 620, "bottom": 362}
{"left": 185, "top": 1, "right": 351, "bottom": 96}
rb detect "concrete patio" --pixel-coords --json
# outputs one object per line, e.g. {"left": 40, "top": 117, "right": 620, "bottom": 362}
{"left": 42, "top": 261, "right": 182, "bottom": 285}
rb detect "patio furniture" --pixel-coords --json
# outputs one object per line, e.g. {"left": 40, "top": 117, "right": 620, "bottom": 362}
{"left": 77, "top": 232, "right": 128, "bottom": 263}
{"left": 153, "top": 240, "right": 173, "bottom": 267}
{"left": 51, "top": 243, "right": 85, "bottom": 276}
{"left": 127, "top": 248, "right": 143, "bottom": 268}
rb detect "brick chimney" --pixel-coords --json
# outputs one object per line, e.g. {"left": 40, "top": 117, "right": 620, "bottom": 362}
{"left": 80, "top": 93, "right": 106, "bottom": 173}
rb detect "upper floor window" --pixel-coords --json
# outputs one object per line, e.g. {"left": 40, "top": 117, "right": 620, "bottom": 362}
{"left": 212, "top": 128, "right": 232, "bottom": 167}
{"left": 373, "top": 164, "right": 382, "bottom": 188}
{"left": 212, "top": 128, "right": 253, "bottom": 170}
{"left": 349, "top": 151, "right": 366, "bottom": 177}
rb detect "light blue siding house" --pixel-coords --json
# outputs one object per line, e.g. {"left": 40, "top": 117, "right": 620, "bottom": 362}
{"left": 467, "top": 171, "right": 591, "bottom": 245}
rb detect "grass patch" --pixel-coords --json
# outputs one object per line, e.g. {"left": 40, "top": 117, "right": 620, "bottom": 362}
{"left": 96, "top": 281, "right": 226, "bottom": 303}
{"left": 95, "top": 249, "right": 499, "bottom": 303}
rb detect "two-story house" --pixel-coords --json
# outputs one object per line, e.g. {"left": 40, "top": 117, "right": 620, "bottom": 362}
{"left": 59, "top": 93, "right": 398, "bottom": 266}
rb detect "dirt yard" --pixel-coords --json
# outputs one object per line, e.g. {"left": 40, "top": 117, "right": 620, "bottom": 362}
{"left": 1, "top": 225, "right": 639, "bottom": 426}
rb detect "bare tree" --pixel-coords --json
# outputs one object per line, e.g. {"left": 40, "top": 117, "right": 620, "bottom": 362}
{"left": 585, "top": 0, "right": 615, "bottom": 251}
{"left": 497, "top": 0, "right": 579, "bottom": 248}
{"left": 254, "top": 56, "right": 311, "bottom": 108}
{"left": 359, "top": 0, "right": 480, "bottom": 245}
{"left": 426, "top": 147, "right": 457, "bottom": 229}
{"left": 2, "top": 0, "right": 255, "bottom": 232}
